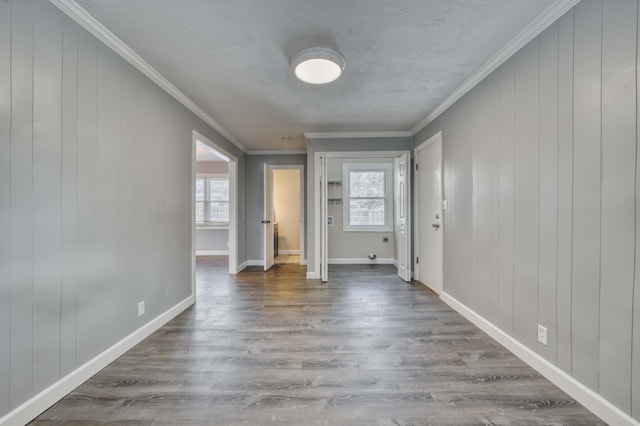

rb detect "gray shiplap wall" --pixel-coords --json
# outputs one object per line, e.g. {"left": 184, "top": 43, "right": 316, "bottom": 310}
{"left": 0, "top": 0, "right": 246, "bottom": 416}
{"left": 414, "top": 0, "right": 640, "bottom": 417}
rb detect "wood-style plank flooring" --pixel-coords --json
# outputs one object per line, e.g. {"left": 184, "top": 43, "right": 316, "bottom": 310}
{"left": 33, "top": 257, "right": 603, "bottom": 425}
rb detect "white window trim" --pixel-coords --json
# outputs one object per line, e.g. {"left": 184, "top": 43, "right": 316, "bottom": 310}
{"left": 342, "top": 163, "right": 393, "bottom": 232}
{"left": 196, "top": 173, "right": 230, "bottom": 226}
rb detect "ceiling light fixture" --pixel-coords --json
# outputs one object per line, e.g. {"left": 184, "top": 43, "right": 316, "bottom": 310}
{"left": 290, "top": 47, "right": 345, "bottom": 85}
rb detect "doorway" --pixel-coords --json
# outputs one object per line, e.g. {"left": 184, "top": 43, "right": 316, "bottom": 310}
{"left": 314, "top": 151, "right": 411, "bottom": 282}
{"left": 263, "top": 164, "right": 305, "bottom": 270}
{"left": 191, "top": 131, "right": 239, "bottom": 297}
{"left": 414, "top": 132, "right": 444, "bottom": 294}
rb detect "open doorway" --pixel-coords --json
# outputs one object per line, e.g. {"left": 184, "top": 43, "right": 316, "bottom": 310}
{"left": 314, "top": 151, "right": 411, "bottom": 282}
{"left": 191, "top": 131, "right": 239, "bottom": 298}
{"left": 263, "top": 164, "right": 305, "bottom": 270}
{"left": 273, "top": 167, "right": 303, "bottom": 265}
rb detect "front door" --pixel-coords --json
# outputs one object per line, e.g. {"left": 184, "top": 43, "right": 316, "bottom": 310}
{"left": 416, "top": 136, "right": 443, "bottom": 293}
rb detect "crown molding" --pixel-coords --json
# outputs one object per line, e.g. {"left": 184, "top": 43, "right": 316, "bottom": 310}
{"left": 247, "top": 150, "right": 307, "bottom": 155}
{"left": 304, "top": 131, "right": 412, "bottom": 140}
{"left": 49, "top": 0, "right": 248, "bottom": 154}
{"left": 410, "top": 0, "right": 581, "bottom": 135}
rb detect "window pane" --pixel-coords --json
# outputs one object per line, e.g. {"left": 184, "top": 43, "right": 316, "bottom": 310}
{"left": 195, "top": 178, "right": 205, "bottom": 201}
{"left": 207, "top": 201, "right": 229, "bottom": 222}
{"left": 350, "top": 171, "right": 385, "bottom": 197}
{"left": 195, "top": 201, "right": 204, "bottom": 222}
{"left": 349, "top": 198, "right": 385, "bottom": 226}
{"left": 208, "top": 178, "right": 229, "bottom": 201}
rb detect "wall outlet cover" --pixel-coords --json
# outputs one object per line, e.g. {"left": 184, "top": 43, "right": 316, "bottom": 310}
{"left": 138, "top": 301, "right": 145, "bottom": 317}
{"left": 537, "top": 324, "right": 547, "bottom": 345}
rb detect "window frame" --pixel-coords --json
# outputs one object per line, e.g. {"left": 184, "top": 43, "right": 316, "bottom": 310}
{"left": 342, "top": 163, "right": 393, "bottom": 232}
{"left": 195, "top": 173, "right": 230, "bottom": 226}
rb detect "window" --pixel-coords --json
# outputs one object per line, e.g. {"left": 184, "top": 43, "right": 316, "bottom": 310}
{"left": 196, "top": 175, "right": 229, "bottom": 224}
{"left": 343, "top": 163, "right": 393, "bottom": 231}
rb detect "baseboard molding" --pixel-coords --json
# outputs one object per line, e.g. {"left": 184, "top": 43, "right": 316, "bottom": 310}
{"left": 247, "top": 260, "right": 264, "bottom": 266}
{"left": 236, "top": 260, "right": 248, "bottom": 272}
{"left": 195, "top": 250, "right": 229, "bottom": 256}
{"left": 300, "top": 258, "right": 308, "bottom": 265}
{"left": 392, "top": 259, "right": 398, "bottom": 268}
{"left": 439, "top": 292, "right": 639, "bottom": 426}
{"left": 0, "top": 295, "right": 194, "bottom": 426}
{"left": 328, "top": 258, "right": 395, "bottom": 265}
{"left": 278, "top": 250, "right": 300, "bottom": 255}
{"left": 306, "top": 271, "right": 320, "bottom": 279}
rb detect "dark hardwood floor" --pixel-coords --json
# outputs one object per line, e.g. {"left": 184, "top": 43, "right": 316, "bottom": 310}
{"left": 32, "top": 257, "right": 603, "bottom": 425}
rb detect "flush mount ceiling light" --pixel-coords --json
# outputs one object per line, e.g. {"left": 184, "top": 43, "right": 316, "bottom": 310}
{"left": 290, "top": 47, "right": 345, "bottom": 85}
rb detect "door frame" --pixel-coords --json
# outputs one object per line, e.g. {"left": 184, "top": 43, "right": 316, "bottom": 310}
{"left": 191, "top": 131, "right": 239, "bottom": 298}
{"left": 413, "top": 131, "right": 443, "bottom": 291}
{"left": 313, "top": 150, "right": 411, "bottom": 281}
{"left": 269, "top": 165, "right": 306, "bottom": 265}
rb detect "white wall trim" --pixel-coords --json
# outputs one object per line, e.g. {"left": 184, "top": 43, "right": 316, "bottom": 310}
{"left": 328, "top": 258, "right": 396, "bottom": 265}
{"left": 409, "top": 0, "right": 581, "bottom": 135}
{"left": 305, "top": 131, "right": 412, "bottom": 139}
{"left": 306, "top": 271, "right": 320, "bottom": 279}
{"left": 0, "top": 296, "right": 194, "bottom": 426}
{"left": 439, "top": 292, "right": 639, "bottom": 426}
{"left": 247, "top": 260, "right": 264, "bottom": 266}
{"left": 237, "top": 260, "right": 248, "bottom": 272}
{"left": 49, "top": 0, "right": 247, "bottom": 154}
{"left": 300, "top": 258, "right": 308, "bottom": 266}
{"left": 279, "top": 250, "right": 300, "bottom": 255}
{"left": 392, "top": 259, "right": 399, "bottom": 268}
{"left": 248, "top": 150, "right": 307, "bottom": 155}
{"left": 195, "top": 250, "right": 229, "bottom": 256}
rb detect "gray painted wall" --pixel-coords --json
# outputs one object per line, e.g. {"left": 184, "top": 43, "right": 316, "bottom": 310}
{"left": 414, "top": 0, "right": 640, "bottom": 418}
{"left": 196, "top": 229, "right": 229, "bottom": 252}
{"left": 196, "top": 161, "right": 228, "bottom": 174}
{"left": 0, "top": 0, "right": 246, "bottom": 416}
{"left": 246, "top": 154, "right": 307, "bottom": 261}
{"left": 305, "top": 137, "right": 412, "bottom": 274}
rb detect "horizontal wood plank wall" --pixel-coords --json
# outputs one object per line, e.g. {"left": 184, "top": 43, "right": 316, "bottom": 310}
{"left": 415, "top": 0, "right": 640, "bottom": 420}
{"left": 0, "top": 0, "right": 245, "bottom": 417}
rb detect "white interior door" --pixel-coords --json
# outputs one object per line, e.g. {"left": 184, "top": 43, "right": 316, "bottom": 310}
{"left": 395, "top": 154, "right": 411, "bottom": 281}
{"left": 416, "top": 138, "right": 443, "bottom": 293}
{"left": 263, "top": 165, "right": 275, "bottom": 271}
{"left": 319, "top": 156, "right": 328, "bottom": 282}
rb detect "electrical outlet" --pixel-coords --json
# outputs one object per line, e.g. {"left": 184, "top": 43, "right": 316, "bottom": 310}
{"left": 382, "top": 236, "right": 389, "bottom": 243}
{"left": 138, "top": 301, "right": 145, "bottom": 317}
{"left": 537, "top": 324, "right": 547, "bottom": 345}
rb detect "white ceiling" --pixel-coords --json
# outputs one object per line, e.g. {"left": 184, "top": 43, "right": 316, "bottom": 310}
{"left": 196, "top": 141, "right": 227, "bottom": 162}
{"left": 74, "top": 0, "right": 558, "bottom": 151}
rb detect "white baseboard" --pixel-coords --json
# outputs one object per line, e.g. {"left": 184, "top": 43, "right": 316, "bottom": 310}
{"left": 278, "top": 249, "right": 300, "bottom": 255}
{"left": 195, "top": 250, "right": 228, "bottom": 256}
{"left": 392, "top": 258, "right": 398, "bottom": 268}
{"left": 247, "top": 260, "right": 264, "bottom": 266}
{"left": 306, "top": 270, "right": 320, "bottom": 279}
{"left": 0, "top": 295, "right": 194, "bottom": 426}
{"left": 237, "top": 260, "right": 248, "bottom": 272}
{"left": 328, "top": 258, "right": 396, "bottom": 265}
{"left": 300, "top": 258, "right": 307, "bottom": 265}
{"left": 440, "top": 292, "right": 639, "bottom": 426}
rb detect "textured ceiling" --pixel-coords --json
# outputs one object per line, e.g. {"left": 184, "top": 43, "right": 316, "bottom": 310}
{"left": 75, "top": 0, "right": 557, "bottom": 151}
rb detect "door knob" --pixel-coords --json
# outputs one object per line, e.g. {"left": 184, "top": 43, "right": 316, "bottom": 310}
{"left": 432, "top": 223, "right": 440, "bottom": 230}
{"left": 262, "top": 220, "right": 271, "bottom": 224}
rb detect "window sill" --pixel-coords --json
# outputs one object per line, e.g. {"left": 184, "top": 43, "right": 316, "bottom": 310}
{"left": 196, "top": 224, "right": 229, "bottom": 230}
{"left": 342, "top": 227, "right": 393, "bottom": 233}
